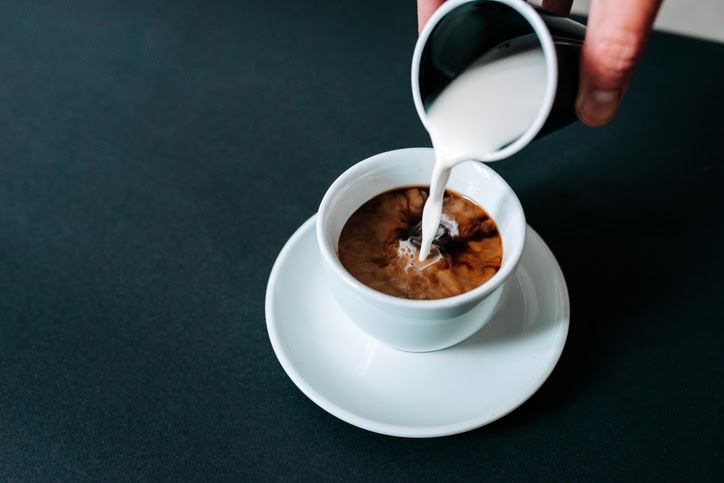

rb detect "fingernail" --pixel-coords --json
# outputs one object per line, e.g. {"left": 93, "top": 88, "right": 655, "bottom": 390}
{"left": 577, "top": 89, "right": 620, "bottom": 126}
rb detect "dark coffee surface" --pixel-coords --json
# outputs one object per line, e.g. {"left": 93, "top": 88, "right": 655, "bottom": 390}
{"left": 338, "top": 187, "right": 502, "bottom": 299}
{"left": 1, "top": 0, "right": 722, "bottom": 480}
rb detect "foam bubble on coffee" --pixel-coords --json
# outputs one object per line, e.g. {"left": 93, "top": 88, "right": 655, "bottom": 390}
{"left": 418, "top": 37, "right": 547, "bottom": 260}
{"left": 397, "top": 212, "right": 457, "bottom": 271}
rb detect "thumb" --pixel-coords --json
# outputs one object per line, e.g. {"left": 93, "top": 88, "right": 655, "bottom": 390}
{"left": 418, "top": 0, "right": 446, "bottom": 33}
{"left": 576, "top": 0, "right": 662, "bottom": 127}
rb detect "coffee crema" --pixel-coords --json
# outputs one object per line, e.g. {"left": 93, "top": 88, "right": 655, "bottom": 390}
{"left": 337, "top": 186, "right": 502, "bottom": 300}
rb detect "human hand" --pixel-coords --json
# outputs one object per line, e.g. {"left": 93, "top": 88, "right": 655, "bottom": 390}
{"left": 416, "top": 0, "right": 663, "bottom": 127}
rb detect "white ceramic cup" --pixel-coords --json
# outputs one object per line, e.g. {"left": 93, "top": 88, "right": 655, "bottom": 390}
{"left": 316, "top": 148, "right": 526, "bottom": 352}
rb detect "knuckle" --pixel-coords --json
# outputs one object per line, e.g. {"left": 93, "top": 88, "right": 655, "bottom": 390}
{"left": 588, "top": 30, "right": 644, "bottom": 83}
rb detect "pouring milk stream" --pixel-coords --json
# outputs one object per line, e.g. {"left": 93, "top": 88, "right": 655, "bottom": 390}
{"left": 416, "top": 37, "right": 547, "bottom": 262}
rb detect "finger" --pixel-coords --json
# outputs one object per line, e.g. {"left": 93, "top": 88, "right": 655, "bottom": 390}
{"left": 540, "top": 0, "right": 573, "bottom": 16}
{"left": 418, "top": 0, "right": 446, "bottom": 33}
{"left": 576, "top": 0, "right": 662, "bottom": 127}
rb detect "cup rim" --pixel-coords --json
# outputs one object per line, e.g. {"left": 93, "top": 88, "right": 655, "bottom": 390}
{"left": 316, "top": 147, "right": 526, "bottom": 310}
{"left": 411, "top": 0, "right": 558, "bottom": 162}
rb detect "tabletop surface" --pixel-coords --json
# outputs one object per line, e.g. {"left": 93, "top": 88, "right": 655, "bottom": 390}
{"left": 1, "top": 0, "right": 722, "bottom": 479}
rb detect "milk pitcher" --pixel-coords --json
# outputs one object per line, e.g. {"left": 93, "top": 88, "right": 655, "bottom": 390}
{"left": 412, "top": 0, "right": 586, "bottom": 162}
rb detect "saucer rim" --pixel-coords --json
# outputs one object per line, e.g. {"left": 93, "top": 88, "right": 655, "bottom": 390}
{"left": 265, "top": 214, "right": 570, "bottom": 438}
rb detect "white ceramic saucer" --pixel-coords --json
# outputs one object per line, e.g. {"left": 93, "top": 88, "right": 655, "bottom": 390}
{"left": 265, "top": 215, "right": 569, "bottom": 438}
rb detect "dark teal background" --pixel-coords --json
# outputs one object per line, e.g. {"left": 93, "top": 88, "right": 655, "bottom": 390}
{"left": 1, "top": 0, "right": 722, "bottom": 479}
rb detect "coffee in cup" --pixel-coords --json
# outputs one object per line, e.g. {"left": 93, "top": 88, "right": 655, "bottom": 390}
{"left": 338, "top": 186, "right": 502, "bottom": 300}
